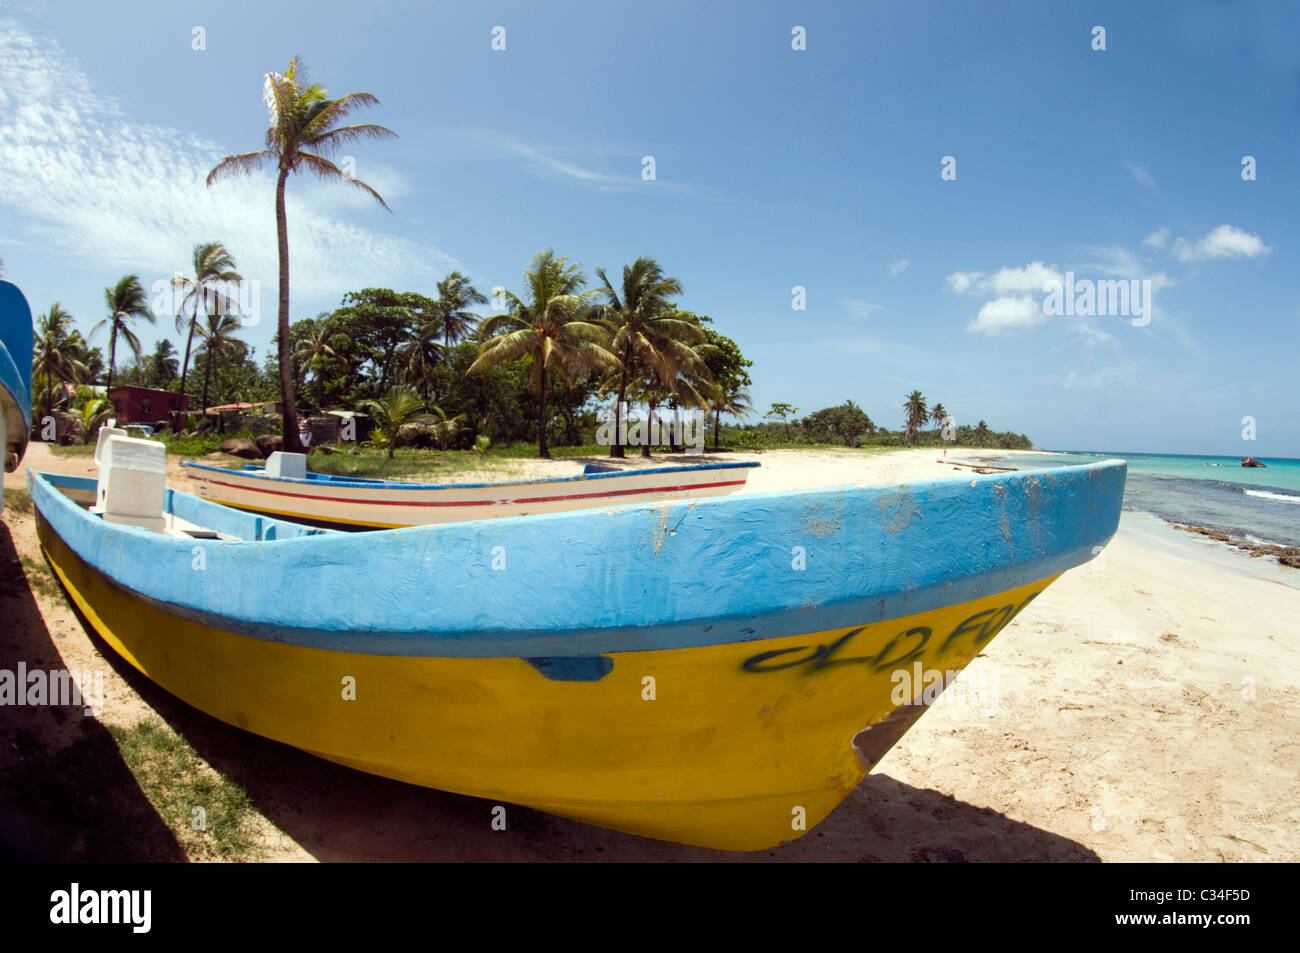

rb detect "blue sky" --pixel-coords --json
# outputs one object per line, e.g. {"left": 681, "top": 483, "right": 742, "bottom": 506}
{"left": 1, "top": 0, "right": 1297, "bottom": 455}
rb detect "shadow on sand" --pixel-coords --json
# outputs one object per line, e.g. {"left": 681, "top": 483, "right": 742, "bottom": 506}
{"left": 0, "top": 521, "right": 186, "bottom": 862}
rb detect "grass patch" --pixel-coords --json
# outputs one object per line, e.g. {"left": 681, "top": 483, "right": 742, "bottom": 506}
{"left": 47, "top": 442, "right": 97, "bottom": 457}
{"left": 107, "top": 715, "right": 263, "bottom": 861}
{"left": 4, "top": 487, "right": 32, "bottom": 514}
{"left": 308, "top": 447, "right": 521, "bottom": 480}
{"left": 20, "top": 554, "right": 64, "bottom": 603}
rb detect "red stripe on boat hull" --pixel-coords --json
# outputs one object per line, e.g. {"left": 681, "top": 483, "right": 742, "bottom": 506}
{"left": 190, "top": 474, "right": 749, "bottom": 508}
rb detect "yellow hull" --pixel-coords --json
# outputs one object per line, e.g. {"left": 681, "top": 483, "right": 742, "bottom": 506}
{"left": 39, "top": 514, "right": 1052, "bottom": 850}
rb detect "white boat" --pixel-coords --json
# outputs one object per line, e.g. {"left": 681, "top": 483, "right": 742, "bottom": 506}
{"left": 181, "top": 455, "right": 759, "bottom": 529}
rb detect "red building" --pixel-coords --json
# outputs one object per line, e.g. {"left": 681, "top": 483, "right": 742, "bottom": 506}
{"left": 107, "top": 386, "right": 189, "bottom": 424}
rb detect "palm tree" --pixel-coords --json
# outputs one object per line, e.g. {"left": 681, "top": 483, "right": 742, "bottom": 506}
{"left": 975, "top": 420, "right": 990, "bottom": 447}
{"left": 94, "top": 276, "right": 154, "bottom": 394}
{"left": 148, "top": 339, "right": 180, "bottom": 389}
{"left": 595, "top": 257, "right": 685, "bottom": 457}
{"left": 358, "top": 385, "right": 425, "bottom": 459}
{"left": 709, "top": 386, "right": 753, "bottom": 449}
{"left": 435, "top": 272, "right": 487, "bottom": 349}
{"left": 930, "top": 402, "right": 947, "bottom": 438}
{"left": 426, "top": 405, "right": 466, "bottom": 450}
{"left": 635, "top": 317, "right": 716, "bottom": 457}
{"left": 194, "top": 313, "right": 243, "bottom": 411}
{"left": 77, "top": 397, "right": 113, "bottom": 443}
{"left": 207, "top": 57, "right": 396, "bottom": 452}
{"left": 470, "top": 250, "right": 618, "bottom": 459}
{"left": 293, "top": 314, "right": 349, "bottom": 409}
{"left": 172, "top": 242, "right": 242, "bottom": 403}
{"left": 32, "top": 303, "right": 88, "bottom": 420}
{"left": 902, "top": 389, "right": 928, "bottom": 447}
{"left": 398, "top": 320, "right": 443, "bottom": 402}
{"left": 70, "top": 334, "right": 104, "bottom": 386}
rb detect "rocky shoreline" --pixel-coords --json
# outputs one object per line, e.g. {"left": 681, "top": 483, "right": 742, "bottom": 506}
{"left": 1173, "top": 522, "right": 1300, "bottom": 569}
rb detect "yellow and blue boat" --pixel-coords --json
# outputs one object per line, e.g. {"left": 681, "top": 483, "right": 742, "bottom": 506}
{"left": 30, "top": 452, "right": 1126, "bottom": 850}
{"left": 0, "top": 279, "right": 33, "bottom": 484}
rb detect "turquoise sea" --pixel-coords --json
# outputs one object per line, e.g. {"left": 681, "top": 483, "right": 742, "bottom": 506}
{"left": 984, "top": 451, "right": 1300, "bottom": 548}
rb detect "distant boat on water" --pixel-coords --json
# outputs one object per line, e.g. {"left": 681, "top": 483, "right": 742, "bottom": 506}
{"left": 1242, "top": 457, "right": 1266, "bottom": 468}
{"left": 30, "top": 438, "right": 1127, "bottom": 850}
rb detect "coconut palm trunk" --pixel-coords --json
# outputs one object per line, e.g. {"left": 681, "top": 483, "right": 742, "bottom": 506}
{"left": 642, "top": 398, "right": 657, "bottom": 458}
{"left": 612, "top": 357, "right": 630, "bottom": 458}
{"left": 179, "top": 319, "right": 198, "bottom": 402}
{"left": 537, "top": 365, "right": 551, "bottom": 459}
{"left": 202, "top": 349, "right": 214, "bottom": 412}
{"left": 106, "top": 327, "right": 118, "bottom": 394}
{"left": 275, "top": 167, "right": 302, "bottom": 451}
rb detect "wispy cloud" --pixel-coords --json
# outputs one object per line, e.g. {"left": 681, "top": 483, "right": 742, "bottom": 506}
{"left": 1142, "top": 227, "right": 1170, "bottom": 249}
{"left": 839, "top": 296, "right": 882, "bottom": 318}
{"left": 1172, "top": 224, "right": 1270, "bottom": 262}
{"left": 1124, "top": 160, "right": 1157, "bottom": 191}
{"left": 889, "top": 258, "right": 909, "bottom": 276}
{"left": 496, "top": 137, "right": 636, "bottom": 188}
{"left": 0, "top": 23, "right": 457, "bottom": 316}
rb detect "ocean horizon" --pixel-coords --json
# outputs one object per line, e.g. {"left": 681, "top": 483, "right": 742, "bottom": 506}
{"left": 987, "top": 450, "right": 1300, "bottom": 549}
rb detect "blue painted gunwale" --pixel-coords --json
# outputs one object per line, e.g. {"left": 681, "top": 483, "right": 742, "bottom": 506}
{"left": 181, "top": 458, "right": 759, "bottom": 491}
{"left": 31, "top": 460, "right": 1127, "bottom": 659}
{"left": 0, "top": 280, "right": 34, "bottom": 464}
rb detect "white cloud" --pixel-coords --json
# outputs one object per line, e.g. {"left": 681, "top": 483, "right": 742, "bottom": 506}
{"left": 1083, "top": 246, "right": 1175, "bottom": 290}
{"left": 986, "top": 261, "right": 1062, "bottom": 295}
{"left": 889, "top": 258, "right": 909, "bottom": 276}
{"left": 946, "top": 271, "right": 984, "bottom": 294}
{"left": 1172, "top": 224, "right": 1271, "bottom": 262}
{"left": 839, "top": 297, "right": 882, "bottom": 318}
{"left": 1124, "top": 161, "right": 1156, "bottom": 191}
{"left": 966, "top": 295, "right": 1045, "bottom": 335}
{"left": 1142, "top": 227, "right": 1169, "bottom": 249}
{"left": 0, "top": 23, "right": 457, "bottom": 314}
{"left": 946, "top": 262, "right": 1062, "bottom": 296}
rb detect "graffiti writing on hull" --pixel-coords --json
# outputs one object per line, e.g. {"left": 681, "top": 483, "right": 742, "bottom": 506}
{"left": 741, "top": 592, "right": 1040, "bottom": 674}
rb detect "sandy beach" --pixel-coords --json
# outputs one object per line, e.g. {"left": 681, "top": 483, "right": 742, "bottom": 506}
{"left": 3, "top": 444, "right": 1297, "bottom": 861}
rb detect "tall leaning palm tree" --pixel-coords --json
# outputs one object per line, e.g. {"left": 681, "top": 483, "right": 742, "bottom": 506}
{"left": 596, "top": 257, "right": 685, "bottom": 458}
{"left": 902, "top": 389, "right": 928, "bottom": 447}
{"left": 32, "top": 303, "right": 88, "bottom": 420}
{"left": 470, "top": 250, "right": 617, "bottom": 459}
{"left": 206, "top": 57, "right": 396, "bottom": 452}
{"left": 95, "top": 276, "right": 154, "bottom": 394}
{"left": 172, "top": 242, "right": 242, "bottom": 404}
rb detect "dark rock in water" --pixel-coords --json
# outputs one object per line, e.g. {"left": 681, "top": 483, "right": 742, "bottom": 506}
{"left": 219, "top": 438, "right": 261, "bottom": 459}
{"left": 1241, "top": 457, "right": 1266, "bottom": 467}
{"left": 255, "top": 434, "right": 283, "bottom": 458}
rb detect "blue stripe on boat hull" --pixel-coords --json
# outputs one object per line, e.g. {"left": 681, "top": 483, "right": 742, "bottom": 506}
{"left": 29, "top": 461, "right": 1127, "bottom": 659}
